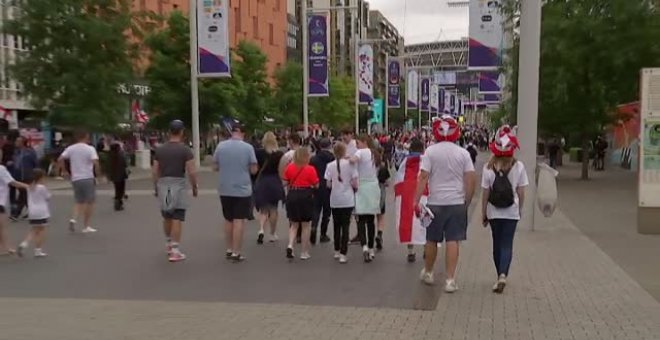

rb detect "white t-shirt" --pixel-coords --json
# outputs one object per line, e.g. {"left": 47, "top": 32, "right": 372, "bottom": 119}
{"left": 346, "top": 139, "right": 358, "bottom": 157}
{"left": 28, "top": 184, "right": 51, "bottom": 220}
{"left": 60, "top": 143, "right": 99, "bottom": 182}
{"left": 324, "top": 159, "right": 358, "bottom": 208}
{"left": 0, "top": 165, "right": 15, "bottom": 208}
{"left": 481, "top": 161, "right": 529, "bottom": 220}
{"left": 353, "top": 148, "right": 378, "bottom": 180}
{"left": 421, "top": 142, "right": 475, "bottom": 205}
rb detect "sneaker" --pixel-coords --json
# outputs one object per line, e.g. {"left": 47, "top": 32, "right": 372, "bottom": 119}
{"left": 257, "top": 232, "right": 264, "bottom": 245}
{"left": 231, "top": 253, "right": 246, "bottom": 262}
{"left": 333, "top": 251, "right": 341, "bottom": 259}
{"left": 225, "top": 250, "right": 233, "bottom": 259}
{"left": 339, "top": 255, "right": 348, "bottom": 264}
{"left": 81, "top": 226, "right": 98, "bottom": 233}
{"left": 444, "top": 279, "right": 459, "bottom": 293}
{"left": 168, "top": 251, "right": 187, "bottom": 262}
{"left": 368, "top": 248, "right": 375, "bottom": 260}
{"left": 300, "top": 252, "right": 311, "bottom": 260}
{"left": 419, "top": 268, "right": 435, "bottom": 285}
{"left": 68, "top": 219, "right": 76, "bottom": 233}
{"left": 375, "top": 236, "right": 383, "bottom": 250}
{"left": 320, "top": 235, "right": 331, "bottom": 243}
{"left": 363, "top": 249, "right": 371, "bottom": 263}
{"left": 493, "top": 275, "right": 507, "bottom": 294}
{"left": 286, "top": 247, "right": 294, "bottom": 259}
{"left": 269, "top": 234, "right": 279, "bottom": 242}
{"left": 166, "top": 243, "right": 173, "bottom": 256}
{"left": 407, "top": 253, "right": 416, "bottom": 263}
{"left": 34, "top": 249, "right": 48, "bottom": 258}
{"left": 16, "top": 244, "right": 26, "bottom": 258}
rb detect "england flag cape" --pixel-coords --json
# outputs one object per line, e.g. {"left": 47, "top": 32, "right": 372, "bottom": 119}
{"left": 394, "top": 154, "right": 428, "bottom": 245}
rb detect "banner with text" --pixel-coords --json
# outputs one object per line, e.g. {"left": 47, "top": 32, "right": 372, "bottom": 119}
{"left": 197, "top": 0, "right": 231, "bottom": 77}
{"left": 438, "top": 89, "right": 445, "bottom": 115}
{"left": 358, "top": 44, "right": 374, "bottom": 104}
{"left": 420, "top": 78, "right": 430, "bottom": 112}
{"left": 479, "top": 71, "right": 503, "bottom": 94}
{"left": 387, "top": 60, "right": 401, "bottom": 108}
{"left": 307, "top": 14, "right": 329, "bottom": 96}
{"left": 430, "top": 84, "right": 439, "bottom": 114}
{"left": 407, "top": 70, "right": 419, "bottom": 109}
{"left": 468, "top": 0, "right": 504, "bottom": 70}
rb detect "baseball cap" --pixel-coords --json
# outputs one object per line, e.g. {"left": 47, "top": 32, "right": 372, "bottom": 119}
{"left": 169, "top": 120, "right": 185, "bottom": 133}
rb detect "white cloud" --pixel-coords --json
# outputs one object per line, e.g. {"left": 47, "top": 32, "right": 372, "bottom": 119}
{"left": 367, "top": 0, "right": 469, "bottom": 44}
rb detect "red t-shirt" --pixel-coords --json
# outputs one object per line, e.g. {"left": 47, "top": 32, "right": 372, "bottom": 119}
{"left": 284, "top": 164, "right": 319, "bottom": 188}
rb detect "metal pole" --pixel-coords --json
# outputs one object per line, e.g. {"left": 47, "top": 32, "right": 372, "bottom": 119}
{"left": 189, "top": 0, "right": 201, "bottom": 167}
{"left": 354, "top": 36, "right": 359, "bottom": 135}
{"left": 385, "top": 55, "right": 389, "bottom": 133}
{"left": 516, "top": 0, "right": 542, "bottom": 231}
{"left": 404, "top": 64, "right": 408, "bottom": 130}
{"left": 302, "top": 0, "right": 309, "bottom": 138}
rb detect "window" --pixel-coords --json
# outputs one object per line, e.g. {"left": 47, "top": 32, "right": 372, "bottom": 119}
{"left": 253, "top": 17, "right": 258, "bottom": 38}
{"left": 235, "top": 7, "right": 241, "bottom": 33}
{"left": 269, "top": 24, "right": 274, "bottom": 45}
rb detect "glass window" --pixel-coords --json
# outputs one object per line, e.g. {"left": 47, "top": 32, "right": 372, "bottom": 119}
{"left": 269, "top": 23, "right": 274, "bottom": 45}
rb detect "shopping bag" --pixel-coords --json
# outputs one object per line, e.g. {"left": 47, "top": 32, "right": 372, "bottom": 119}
{"left": 537, "top": 163, "right": 559, "bottom": 217}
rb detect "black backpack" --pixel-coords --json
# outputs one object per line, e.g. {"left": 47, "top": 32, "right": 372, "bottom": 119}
{"left": 488, "top": 168, "right": 515, "bottom": 208}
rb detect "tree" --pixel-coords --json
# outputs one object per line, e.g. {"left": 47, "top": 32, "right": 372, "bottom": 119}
{"left": 5, "top": 0, "right": 138, "bottom": 130}
{"left": 231, "top": 41, "right": 272, "bottom": 130}
{"left": 271, "top": 62, "right": 303, "bottom": 128}
{"left": 309, "top": 75, "right": 355, "bottom": 128}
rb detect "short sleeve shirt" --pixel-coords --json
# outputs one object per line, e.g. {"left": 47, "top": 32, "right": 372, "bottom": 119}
{"left": 0, "top": 165, "right": 15, "bottom": 207}
{"left": 60, "top": 143, "right": 99, "bottom": 182}
{"left": 324, "top": 159, "right": 358, "bottom": 208}
{"left": 154, "top": 142, "right": 194, "bottom": 178}
{"left": 481, "top": 161, "right": 529, "bottom": 220}
{"left": 213, "top": 139, "right": 258, "bottom": 197}
{"left": 284, "top": 164, "right": 319, "bottom": 188}
{"left": 28, "top": 184, "right": 51, "bottom": 220}
{"left": 421, "top": 141, "right": 475, "bottom": 205}
{"left": 354, "top": 148, "right": 378, "bottom": 180}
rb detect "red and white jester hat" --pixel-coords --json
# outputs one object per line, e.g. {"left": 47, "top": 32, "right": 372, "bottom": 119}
{"left": 489, "top": 125, "right": 520, "bottom": 157}
{"left": 431, "top": 114, "right": 461, "bottom": 142}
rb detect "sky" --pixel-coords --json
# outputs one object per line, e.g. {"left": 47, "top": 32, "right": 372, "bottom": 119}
{"left": 367, "top": 0, "right": 469, "bottom": 45}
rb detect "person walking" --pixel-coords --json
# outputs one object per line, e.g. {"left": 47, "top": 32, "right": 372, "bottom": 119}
{"left": 415, "top": 115, "right": 476, "bottom": 292}
{"left": 213, "top": 122, "right": 258, "bottom": 262}
{"left": 10, "top": 136, "right": 37, "bottom": 220}
{"left": 350, "top": 134, "right": 382, "bottom": 263}
{"left": 283, "top": 147, "right": 319, "bottom": 260}
{"left": 58, "top": 130, "right": 101, "bottom": 234}
{"left": 325, "top": 142, "right": 357, "bottom": 263}
{"left": 152, "top": 120, "right": 199, "bottom": 262}
{"left": 310, "top": 138, "right": 334, "bottom": 244}
{"left": 481, "top": 125, "right": 528, "bottom": 294}
{"left": 0, "top": 157, "right": 28, "bottom": 256}
{"left": 16, "top": 169, "right": 50, "bottom": 258}
{"left": 108, "top": 143, "right": 129, "bottom": 211}
{"left": 375, "top": 156, "right": 390, "bottom": 250}
{"left": 253, "top": 132, "right": 285, "bottom": 244}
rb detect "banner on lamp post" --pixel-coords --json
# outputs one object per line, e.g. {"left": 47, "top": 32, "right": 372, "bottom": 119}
{"left": 387, "top": 59, "right": 401, "bottom": 108}
{"left": 468, "top": 0, "right": 504, "bottom": 70}
{"left": 438, "top": 89, "right": 445, "bottom": 115}
{"left": 358, "top": 44, "right": 374, "bottom": 104}
{"left": 479, "top": 71, "right": 504, "bottom": 94}
{"left": 407, "top": 70, "right": 419, "bottom": 109}
{"left": 307, "top": 14, "right": 329, "bottom": 97}
{"left": 430, "top": 83, "right": 439, "bottom": 114}
{"left": 444, "top": 90, "right": 451, "bottom": 113}
{"left": 450, "top": 94, "right": 456, "bottom": 115}
{"left": 197, "top": 0, "right": 230, "bottom": 77}
{"left": 420, "top": 78, "right": 430, "bottom": 112}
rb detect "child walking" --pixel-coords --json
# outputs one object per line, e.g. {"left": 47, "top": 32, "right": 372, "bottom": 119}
{"left": 324, "top": 142, "right": 357, "bottom": 263}
{"left": 17, "top": 169, "right": 50, "bottom": 258}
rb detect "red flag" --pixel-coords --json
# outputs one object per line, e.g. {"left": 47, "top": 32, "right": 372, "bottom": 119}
{"left": 132, "top": 100, "right": 149, "bottom": 123}
{"left": 394, "top": 155, "right": 428, "bottom": 245}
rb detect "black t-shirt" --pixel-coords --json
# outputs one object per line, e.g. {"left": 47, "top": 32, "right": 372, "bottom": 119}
{"left": 154, "top": 142, "right": 194, "bottom": 178}
{"left": 255, "top": 148, "right": 284, "bottom": 176}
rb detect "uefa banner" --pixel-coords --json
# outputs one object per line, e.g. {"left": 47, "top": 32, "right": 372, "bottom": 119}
{"left": 197, "top": 0, "right": 230, "bottom": 77}
{"left": 420, "top": 78, "right": 430, "bottom": 112}
{"left": 387, "top": 60, "right": 401, "bottom": 108}
{"left": 407, "top": 70, "right": 419, "bottom": 109}
{"left": 444, "top": 90, "right": 451, "bottom": 113}
{"left": 438, "top": 89, "right": 445, "bottom": 114}
{"left": 307, "top": 14, "right": 329, "bottom": 97}
{"left": 430, "top": 84, "right": 438, "bottom": 114}
{"left": 468, "top": 0, "right": 504, "bottom": 70}
{"left": 458, "top": 99, "right": 463, "bottom": 115}
{"left": 479, "top": 71, "right": 503, "bottom": 94}
{"left": 450, "top": 94, "right": 456, "bottom": 115}
{"left": 358, "top": 44, "right": 374, "bottom": 104}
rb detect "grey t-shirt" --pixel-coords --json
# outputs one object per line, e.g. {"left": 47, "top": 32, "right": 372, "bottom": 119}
{"left": 213, "top": 139, "right": 257, "bottom": 197}
{"left": 155, "top": 142, "right": 194, "bottom": 178}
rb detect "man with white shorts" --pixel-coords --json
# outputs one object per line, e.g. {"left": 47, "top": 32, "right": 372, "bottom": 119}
{"left": 59, "top": 130, "right": 100, "bottom": 233}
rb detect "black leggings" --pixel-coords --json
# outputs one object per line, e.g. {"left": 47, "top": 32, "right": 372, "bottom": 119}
{"left": 113, "top": 181, "right": 126, "bottom": 201}
{"left": 357, "top": 214, "right": 376, "bottom": 249}
{"left": 332, "top": 207, "right": 353, "bottom": 255}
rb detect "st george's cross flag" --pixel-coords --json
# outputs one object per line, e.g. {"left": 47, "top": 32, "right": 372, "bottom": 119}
{"left": 394, "top": 154, "right": 428, "bottom": 245}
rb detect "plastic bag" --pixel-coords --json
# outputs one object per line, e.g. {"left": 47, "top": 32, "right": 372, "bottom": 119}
{"left": 537, "top": 163, "right": 559, "bottom": 217}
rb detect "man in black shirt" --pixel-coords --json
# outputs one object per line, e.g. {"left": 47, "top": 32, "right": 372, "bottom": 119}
{"left": 310, "top": 138, "right": 334, "bottom": 244}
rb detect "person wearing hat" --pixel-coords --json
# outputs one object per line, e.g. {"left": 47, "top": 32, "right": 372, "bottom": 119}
{"left": 481, "top": 125, "right": 528, "bottom": 294}
{"left": 414, "top": 115, "right": 476, "bottom": 291}
{"left": 152, "top": 120, "right": 199, "bottom": 262}
{"left": 310, "top": 138, "right": 334, "bottom": 244}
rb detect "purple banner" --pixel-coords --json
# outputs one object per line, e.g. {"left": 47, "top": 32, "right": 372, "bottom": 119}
{"left": 307, "top": 14, "right": 329, "bottom": 97}
{"left": 358, "top": 45, "right": 374, "bottom": 104}
{"left": 450, "top": 94, "right": 456, "bottom": 114}
{"left": 420, "top": 78, "right": 430, "bottom": 112}
{"left": 478, "top": 71, "right": 502, "bottom": 94}
{"left": 387, "top": 60, "right": 401, "bottom": 108}
{"left": 438, "top": 89, "right": 445, "bottom": 114}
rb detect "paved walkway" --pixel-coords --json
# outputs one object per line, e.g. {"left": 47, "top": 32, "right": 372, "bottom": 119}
{"left": 2, "top": 163, "right": 660, "bottom": 339}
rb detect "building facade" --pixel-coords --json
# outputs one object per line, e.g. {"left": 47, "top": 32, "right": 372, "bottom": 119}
{"left": 0, "top": 1, "right": 31, "bottom": 120}
{"left": 286, "top": 13, "right": 301, "bottom": 62}
{"left": 367, "top": 10, "right": 403, "bottom": 100}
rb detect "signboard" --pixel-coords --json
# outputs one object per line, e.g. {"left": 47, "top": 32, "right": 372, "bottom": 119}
{"left": 387, "top": 59, "right": 401, "bottom": 108}
{"left": 479, "top": 71, "right": 504, "bottom": 94}
{"left": 430, "top": 84, "right": 439, "bottom": 114}
{"left": 433, "top": 71, "right": 457, "bottom": 86}
{"left": 444, "top": 90, "right": 451, "bottom": 113}
{"left": 639, "top": 68, "right": 660, "bottom": 207}
{"left": 450, "top": 93, "right": 456, "bottom": 114}
{"left": 371, "top": 98, "right": 384, "bottom": 124}
{"left": 307, "top": 14, "right": 329, "bottom": 97}
{"left": 197, "top": 0, "right": 230, "bottom": 77}
{"left": 438, "top": 89, "right": 445, "bottom": 114}
{"left": 407, "top": 70, "right": 419, "bottom": 109}
{"left": 420, "top": 78, "right": 430, "bottom": 112}
{"left": 468, "top": 0, "right": 504, "bottom": 70}
{"left": 358, "top": 44, "right": 374, "bottom": 104}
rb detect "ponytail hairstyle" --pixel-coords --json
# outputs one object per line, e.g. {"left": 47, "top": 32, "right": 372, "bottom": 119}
{"left": 358, "top": 134, "right": 382, "bottom": 168}
{"left": 333, "top": 142, "right": 346, "bottom": 182}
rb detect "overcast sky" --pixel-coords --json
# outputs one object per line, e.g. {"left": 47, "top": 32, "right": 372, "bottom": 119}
{"left": 367, "top": 0, "right": 469, "bottom": 45}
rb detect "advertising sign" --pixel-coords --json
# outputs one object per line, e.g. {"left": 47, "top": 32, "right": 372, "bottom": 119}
{"left": 450, "top": 93, "right": 456, "bottom": 115}
{"left": 639, "top": 68, "right": 660, "bottom": 207}
{"left": 420, "top": 78, "right": 430, "bottom": 112}
{"left": 479, "top": 71, "right": 503, "bottom": 94}
{"left": 407, "top": 70, "right": 419, "bottom": 109}
{"left": 438, "top": 89, "right": 445, "bottom": 114}
{"left": 468, "top": 0, "right": 504, "bottom": 70}
{"left": 387, "top": 60, "right": 401, "bottom": 108}
{"left": 197, "top": 0, "right": 231, "bottom": 77}
{"left": 307, "top": 14, "right": 329, "bottom": 96}
{"left": 433, "top": 71, "right": 457, "bottom": 86}
{"left": 430, "top": 84, "right": 439, "bottom": 114}
{"left": 358, "top": 44, "right": 374, "bottom": 104}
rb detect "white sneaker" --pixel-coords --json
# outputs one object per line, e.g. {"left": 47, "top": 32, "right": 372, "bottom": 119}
{"left": 34, "top": 249, "right": 48, "bottom": 258}
{"left": 81, "top": 226, "right": 98, "bottom": 233}
{"left": 300, "top": 252, "right": 311, "bottom": 260}
{"left": 339, "top": 255, "right": 348, "bottom": 264}
{"left": 269, "top": 233, "right": 279, "bottom": 242}
{"left": 333, "top": 251, "right": 341, "bottom": 259}
{"left": 419, "top": 268, "right": 435, "bottom": 285}
{"left": 68, "top": 219, "right": 76, "bottom": 232}
{"left": 493, "top": 274, "right": 507, "bottom": 293}
{"left": 368, "top": 248, "right": 375, "bottom": 260}
{"left": 444, "top": 279, "right": 459, "bottom": 293}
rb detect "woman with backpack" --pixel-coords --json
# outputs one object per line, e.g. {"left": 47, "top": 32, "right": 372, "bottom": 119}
{"left": 481, "top": 125, "right": 529, "bottom": 294}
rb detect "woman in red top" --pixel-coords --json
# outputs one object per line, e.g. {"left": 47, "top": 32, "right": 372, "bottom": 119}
{"left": 283, "top": 147, "right": 319, "bottom": 260}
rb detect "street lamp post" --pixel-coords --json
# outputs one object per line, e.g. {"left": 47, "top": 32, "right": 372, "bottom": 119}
{"left": 189, "top": 0, "right": 201, "bottom": 167}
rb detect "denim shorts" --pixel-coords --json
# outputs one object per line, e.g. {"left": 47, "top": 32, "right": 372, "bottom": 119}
{"left": 426, "top": 204, "right": 468, "bottom": 243}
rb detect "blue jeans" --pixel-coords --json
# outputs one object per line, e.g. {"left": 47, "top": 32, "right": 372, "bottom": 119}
{"left": 490, "top": 219, "right": 518, "bottom": 276}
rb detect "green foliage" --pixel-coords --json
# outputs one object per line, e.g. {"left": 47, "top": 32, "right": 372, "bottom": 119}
{"left": 309, "top": 75, "right": 355, "bottom": 128}
{"left": 4, "top": 0, "right": 137, "bottom": 130}
{"left": 272, "top": 62, "right": 303, "bottom": 128}
{"left": 231, "top": 41, "right": 272, "bottom": 130}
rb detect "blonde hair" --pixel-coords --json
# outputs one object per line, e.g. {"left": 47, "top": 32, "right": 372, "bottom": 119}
{"left": 262, "top": 131, "right": 278, "bottom": 153}
{"left": 293, "top": 146, "right": 311, "bottom": 167}
{"left": 487, "top": 156, "right": 515, "bottom": 171}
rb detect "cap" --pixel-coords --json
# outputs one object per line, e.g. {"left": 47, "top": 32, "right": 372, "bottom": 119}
{"left": 431, "top": 115, "right": 461, "bottom": 142}
{"left": 319, "top": 138, "right": 332, "bottom": 149}
{"left": 169, "top": 120, "right": 185, "bottom": 132}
